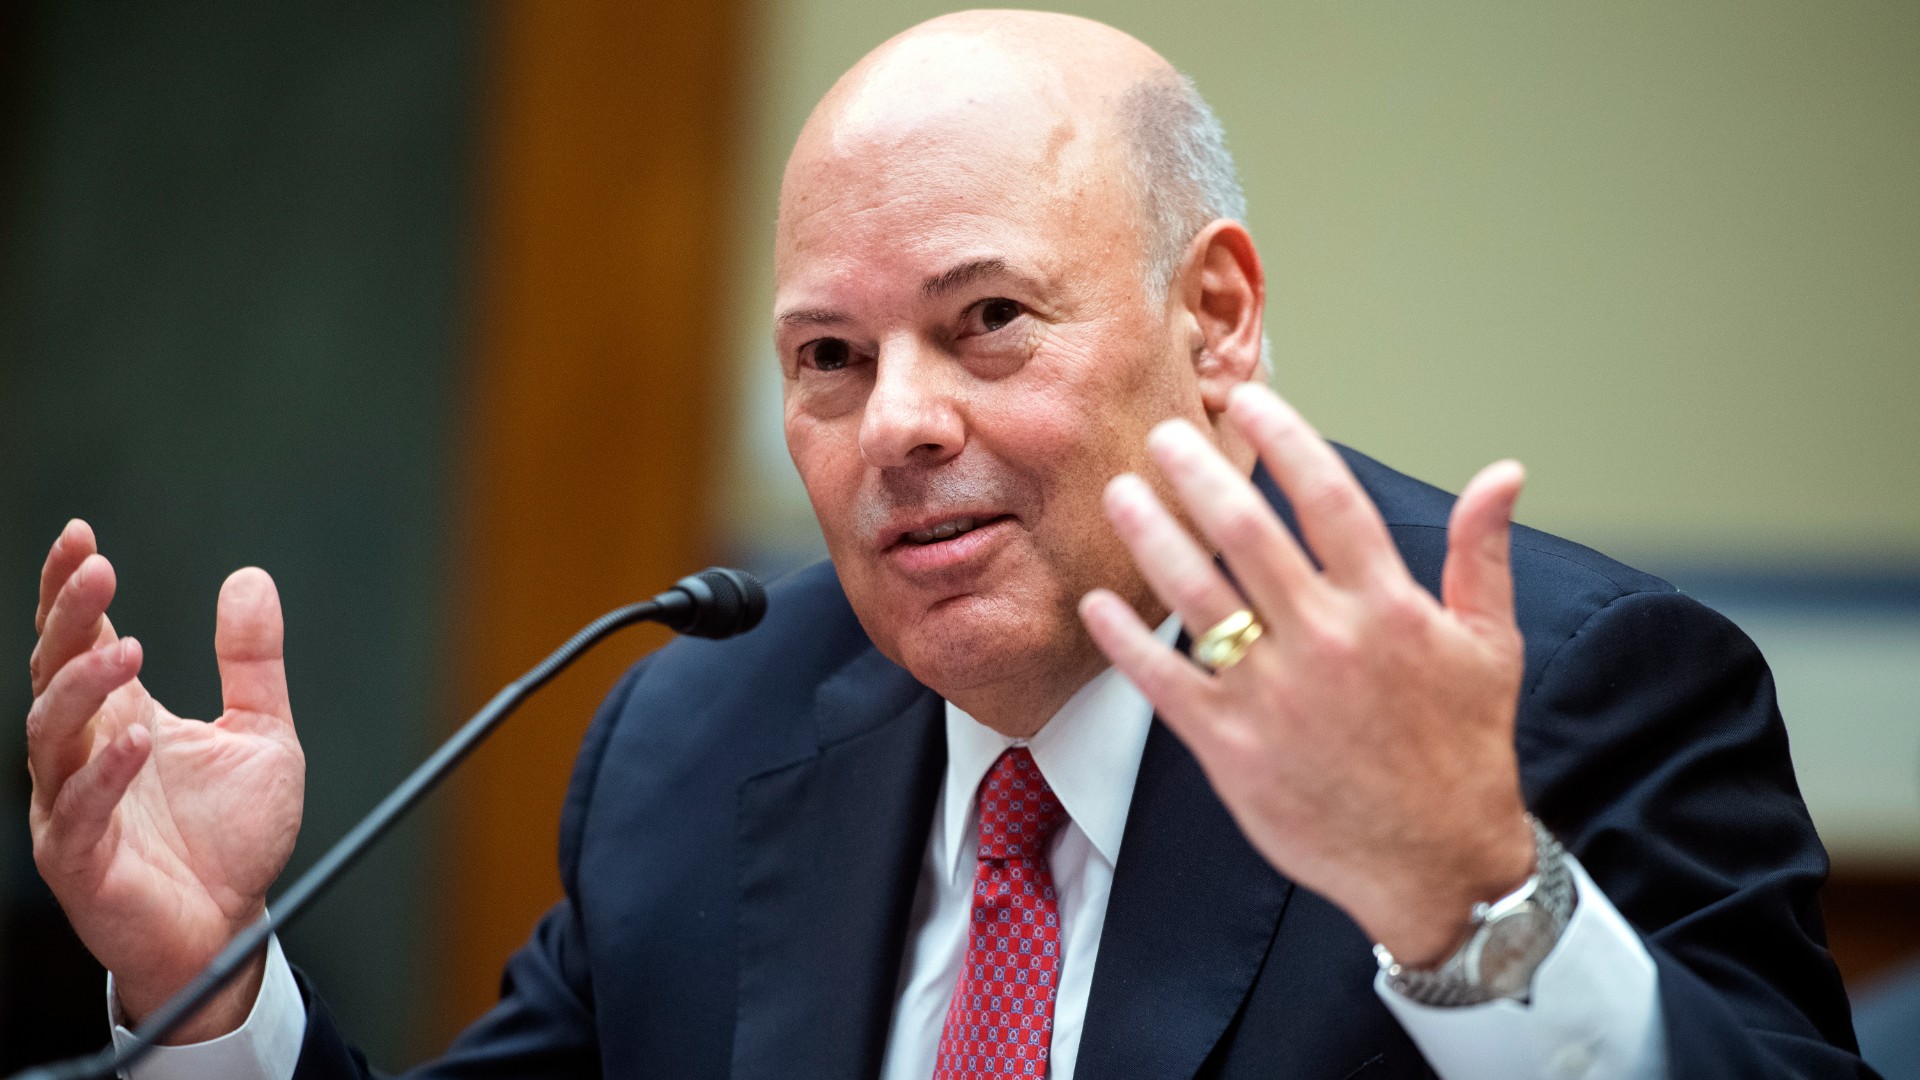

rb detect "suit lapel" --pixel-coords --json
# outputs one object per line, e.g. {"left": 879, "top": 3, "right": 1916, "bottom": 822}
{"left": 731, "top": 647, "right": 945, "bottom": 1080}
{"left": 1075, "top": 719, "right": 1295, "bottom": 1080}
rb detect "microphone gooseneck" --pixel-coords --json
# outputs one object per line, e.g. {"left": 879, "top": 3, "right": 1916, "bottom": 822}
{"left": 10, "top": 568, "right": 768, "bottom": 1080}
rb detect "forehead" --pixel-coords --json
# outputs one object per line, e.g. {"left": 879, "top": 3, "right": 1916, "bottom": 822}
{"left": 775, "top": 58, "right": 1137, "bottom": 299}
{"left": 780, "top": 155, "right": 1070, "bottom": 285}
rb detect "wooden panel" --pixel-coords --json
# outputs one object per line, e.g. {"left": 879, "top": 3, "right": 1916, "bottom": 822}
{"left": 433, "top": 0, "right": 743, "bottom": 1047}
{"left": 1824, "top": 871, "right": 1920, "bottom": 993}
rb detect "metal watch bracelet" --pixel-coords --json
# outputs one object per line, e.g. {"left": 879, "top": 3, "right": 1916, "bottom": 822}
{"left": 1373, "top": 814, "right": 1575, "bottom": 1007}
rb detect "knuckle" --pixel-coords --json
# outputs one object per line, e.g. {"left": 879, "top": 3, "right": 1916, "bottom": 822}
{"left": 1308, "top": 623, "right": 1361, "bottom": 665}
{"left": 1170, "top": 571, "right": 1218, "bottom": 614}
{"left": 1378, "top": 588, "right": 1429, "bottom": 633}
{"left": 1494, "top": 625, "right": 1525, "bottom": 659}
{"left": 30, "top": 828, "right": 69, "bottom": 879}
{"left": 1215, "top": 500, "right": 1270, "bottom": 551}
{"left": 1299, "top": 478, "right": 1353, "bottom": 520}
{"left": 1137, "top": 655, "right": 1183, "bottom": 699}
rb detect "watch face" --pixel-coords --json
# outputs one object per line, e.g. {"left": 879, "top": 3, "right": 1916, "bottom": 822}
{"left": 1476, "top": 904, "right": 1557, "bottom": 999}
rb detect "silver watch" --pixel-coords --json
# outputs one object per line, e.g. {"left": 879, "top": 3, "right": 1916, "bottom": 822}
{"left": 1373, "top": 815, "right": 1576, "bottom": 1007}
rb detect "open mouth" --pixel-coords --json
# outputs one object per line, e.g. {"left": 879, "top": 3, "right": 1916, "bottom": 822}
{"left": 898, "top": 514, "right": 1008, "bottom": 547}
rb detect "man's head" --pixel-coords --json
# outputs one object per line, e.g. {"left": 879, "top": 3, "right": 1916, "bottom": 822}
{"left": 774, "top": 10, "right": 1268, "bottom": 730}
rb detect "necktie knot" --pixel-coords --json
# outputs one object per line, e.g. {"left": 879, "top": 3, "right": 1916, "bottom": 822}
{"left": 974, "top": 747, "right": 1066, "bottom": 863}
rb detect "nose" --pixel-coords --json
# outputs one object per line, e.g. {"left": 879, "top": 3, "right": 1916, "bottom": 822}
{"left": 858, "top": 337, "right": 964, "bottom": 468}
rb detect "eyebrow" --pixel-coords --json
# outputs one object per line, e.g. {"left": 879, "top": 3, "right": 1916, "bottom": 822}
{"left": 920, "top": 257, "right": 1012, "bottom": 300}
{"left": 775, "top": 307, "right": 849, "bottom": 330}
{"left": 774, "top": 257, "right": 1031, "bottom": 330}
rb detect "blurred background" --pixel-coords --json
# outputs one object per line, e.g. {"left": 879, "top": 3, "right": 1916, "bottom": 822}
{"left": 1, "top": 0, "right": 1915, "bottom": 1071}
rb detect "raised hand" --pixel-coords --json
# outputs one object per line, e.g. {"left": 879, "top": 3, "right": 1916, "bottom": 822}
{"left": 26, "top": 519, "right": 305, "bottom": 1042}
{"left": 1079, "top": 382, "right": 1535, "bottom": 968}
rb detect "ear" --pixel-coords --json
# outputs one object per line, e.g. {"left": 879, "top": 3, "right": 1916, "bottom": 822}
{"left": 1173, "top": 219, "right": 1267, "bottom": 416}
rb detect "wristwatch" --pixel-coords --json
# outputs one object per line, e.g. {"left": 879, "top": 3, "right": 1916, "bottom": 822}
{"left": 1373, "top": 814, "right": 1576, "bottom": 1007}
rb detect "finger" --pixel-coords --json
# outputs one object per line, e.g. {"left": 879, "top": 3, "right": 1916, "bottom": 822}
{"left": 1442, "top": 459, "right": 1525, "bottom": 633}
{"left": 1225, "top": 382, "right": 1398, "bottom": 585}
{"left": 216, "top": 568, "right": 291, "bottom": 724}
{"left": 26, "top": 637, "right": 143, "bottom": 805}
{"left": 30, "top": 553, "right": 119, "bottom": 698}
{"left": 1079, "top": 588, "right": 1213, "bottom": 721}
{"left": 1145, "top": 418, "right": 1319, "bottom": 622}
{"left": 42, "top": 722, "right": 151, "bottom": 872}
{"left": 1103, "top": 472, "right": 1254, "bottom": 639}
{"left": 37, "top": 519, "right": 96, "bottom": 635}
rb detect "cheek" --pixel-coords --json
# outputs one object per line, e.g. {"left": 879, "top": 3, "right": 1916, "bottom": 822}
{"left": 995, "top": 336, "right": 1176, "bottom": 486}
{"left": 785, "top": 412, "right": 857, "bottom": 522}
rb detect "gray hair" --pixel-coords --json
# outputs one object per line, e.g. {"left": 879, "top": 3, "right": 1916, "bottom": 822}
{"left": 1119, "top": 72, "right": 1248, "bottom": 296}
{"left": 1119, "top": 72, "right": 1270, "bottom": 374}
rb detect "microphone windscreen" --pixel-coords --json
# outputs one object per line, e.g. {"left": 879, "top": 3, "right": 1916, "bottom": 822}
{"left": 677, "top": 568, "right": 768, "bottom": 639}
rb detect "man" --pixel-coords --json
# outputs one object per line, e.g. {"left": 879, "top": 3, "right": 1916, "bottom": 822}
{"left": 23, "top": 11, "right": 1867, "bottom": 1079}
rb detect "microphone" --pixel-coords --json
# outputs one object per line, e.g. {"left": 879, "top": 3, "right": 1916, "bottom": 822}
{"left": 9, "top": 568, "right": 768, "bottom": 1080}
{"left": 653, "top": 567, "right": 768, "bottom": 640}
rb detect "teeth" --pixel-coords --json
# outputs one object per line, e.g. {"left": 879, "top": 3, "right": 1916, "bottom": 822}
{"left": 908, "top": 516, "right": 979, "bottom": 545}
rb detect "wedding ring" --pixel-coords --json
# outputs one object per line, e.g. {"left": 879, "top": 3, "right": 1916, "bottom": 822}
{"left": 1193, "top": 608, "right": 1263, "bottom": 673}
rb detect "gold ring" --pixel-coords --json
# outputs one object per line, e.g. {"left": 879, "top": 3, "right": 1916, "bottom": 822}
{"left": 1193, "top": 608, "right": 1263, "bottom": 673}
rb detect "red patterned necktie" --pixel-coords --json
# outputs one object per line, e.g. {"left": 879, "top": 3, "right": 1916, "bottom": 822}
{"left": 933, "top": 747, "right": 1070, "bottom": 1079}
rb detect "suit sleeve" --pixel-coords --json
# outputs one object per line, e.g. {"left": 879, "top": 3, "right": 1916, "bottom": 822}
{"left": 291, "top": 659, "right": 650, "bottom": 1080}
{"left": 1517, "top": 588, "right": 1874, "bottom": 1078}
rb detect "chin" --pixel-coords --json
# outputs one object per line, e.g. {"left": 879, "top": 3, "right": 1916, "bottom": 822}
{"left": 889, "top": 590, "right": 1073, "bottom": 698}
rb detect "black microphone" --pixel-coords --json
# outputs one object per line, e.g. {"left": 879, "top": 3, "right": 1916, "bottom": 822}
{"left": 9, "top": 568, "right": 768, "bottom": 1080}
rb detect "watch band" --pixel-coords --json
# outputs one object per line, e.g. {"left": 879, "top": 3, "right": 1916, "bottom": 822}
{"left": 1373, "top": 814, "right": 1575, "bottom": 1007}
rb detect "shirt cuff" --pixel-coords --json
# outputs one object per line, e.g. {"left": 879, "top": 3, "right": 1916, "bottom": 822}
{"left": 1374, "top": 855, "right": 1669, "bottom": 1080}
{"left": 107, "top": 932, "right": 307, "bottom": 1080}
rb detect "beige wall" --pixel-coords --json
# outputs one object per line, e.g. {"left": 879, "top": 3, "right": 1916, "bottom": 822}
{"left": 719, "top": 1, "right": 1920, "bottom": 568}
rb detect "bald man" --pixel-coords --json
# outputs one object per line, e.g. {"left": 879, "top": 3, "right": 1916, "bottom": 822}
{"left": 25, "top": 11, "right": 1866, "bottom": 1080}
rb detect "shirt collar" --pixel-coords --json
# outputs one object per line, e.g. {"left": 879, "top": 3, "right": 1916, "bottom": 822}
{"left": 940, "top": 617, "right": 1182, "bottom": 886}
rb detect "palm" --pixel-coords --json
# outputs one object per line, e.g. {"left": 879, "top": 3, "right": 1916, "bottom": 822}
{"left": 58, "top": 678, "right": 304, "bottom": 977}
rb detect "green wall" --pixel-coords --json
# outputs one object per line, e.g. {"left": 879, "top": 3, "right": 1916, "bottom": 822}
{"left": 721, "top": 1, "right": 1920, "bottom": 569}
{"left": 0, "top": 4, "right": 481, "bottom": 1068}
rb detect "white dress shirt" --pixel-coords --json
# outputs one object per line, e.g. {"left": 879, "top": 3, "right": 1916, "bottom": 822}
{"left": 120, "top": 619, "right": 1668, "bottom": 1080}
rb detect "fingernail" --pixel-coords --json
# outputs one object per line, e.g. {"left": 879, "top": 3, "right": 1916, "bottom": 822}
{"left": 1148, "top": 417, "right": 1194, "bottom": 445}
{"left": 117, "top": 637, "right": 138, "bottom": 664}
{"left": 1148, "top": 420, "right": 1203, "bottom": 462}
{"left": 1106, "top": 471, "right": 1147, "bottom": 501}
{"left": 1228, "top": 382, "right": 1265, "bottom": 409}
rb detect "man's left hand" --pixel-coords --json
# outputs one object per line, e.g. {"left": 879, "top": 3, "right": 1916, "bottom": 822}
{"left": 1079, "top": 382, "right": 1535, "bottom": 968}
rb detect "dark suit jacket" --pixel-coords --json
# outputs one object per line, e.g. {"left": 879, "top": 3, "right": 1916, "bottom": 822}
{"left": 295, "top": 448, "right": 1871, "bottom": 1078}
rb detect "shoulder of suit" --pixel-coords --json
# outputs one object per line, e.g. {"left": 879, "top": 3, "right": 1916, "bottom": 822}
{"left": 1335, "top": 442, "right": 1679, "bottom": 606}
{"left": 600, "top": 558, "right": 888, "bottom": 747}
{"left": 630, "top": 557, "right": 872, "bottom": 685}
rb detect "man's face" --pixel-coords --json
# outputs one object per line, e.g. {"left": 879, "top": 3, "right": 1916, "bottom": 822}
{"left": 774, "top": 104, "right": 1204, "bottom": 702}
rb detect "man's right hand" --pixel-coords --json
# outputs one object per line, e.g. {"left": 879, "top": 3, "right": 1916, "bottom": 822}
{"left": 26, "top": 519, "right": 306, "bottom": 1043}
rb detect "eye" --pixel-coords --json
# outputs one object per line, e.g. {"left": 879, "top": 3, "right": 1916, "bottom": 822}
{"left": 803, "top": 338, "right": 852, "bottom": 372}
{"left": 970, "top": 297, "right": 1022, "bottom": 335}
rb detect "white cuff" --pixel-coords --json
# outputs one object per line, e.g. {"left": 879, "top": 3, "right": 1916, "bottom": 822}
{"left": 1375, "top": 856, "right": 1668, "bottom": 1080}
{"left": 108, "top": 932, "right": 306, "bottom": 1080}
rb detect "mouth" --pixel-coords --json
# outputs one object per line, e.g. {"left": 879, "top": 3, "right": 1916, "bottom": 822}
{"left": 887, "top": 512, "right": 1015, "bottom": 549}
{"left": 901, "top": 515, "right": 991, "bottom": 546}
{"left": 881, "top": 513, "right": 1016, "bottom": 575}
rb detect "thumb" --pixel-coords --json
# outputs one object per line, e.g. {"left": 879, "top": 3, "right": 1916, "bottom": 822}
{"left": 1442, "top": 460, "right": 1525, "bottom": 634}
{"left": 215, "top": 568, "right": 292, "bottom": 725}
